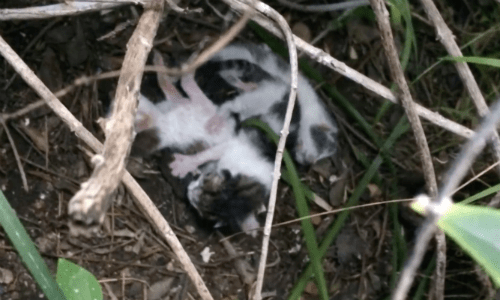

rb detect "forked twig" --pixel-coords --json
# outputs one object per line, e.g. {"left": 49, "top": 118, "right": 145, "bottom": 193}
{"left": 369, "top": 2, "right": 445, "bottom": 299}
{"left": 419, "top": 0, "right": 500, "bottom": 296}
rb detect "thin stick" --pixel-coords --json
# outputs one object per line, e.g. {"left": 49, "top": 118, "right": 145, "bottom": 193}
{"left": 0, "top": 31, "right": 214, "bottom": 300}
{"left": 68, "top": 0, "right": 163, "bottom": 228}
{"left": 158, "top": 9, "right": 252, "bottom": 76}
{"left": 0, "top": 117, "right": 29, "bottom": 191}
{"left": 368, "top": 2, "right": 445, "bottom": 300}
{"left": 0, "top": 2, "right": 129, "bottom": 21}
{"left": 240, "top": 1, "right": 297, "bottom": 299}
{"left": 276, "top": 0, "right": 369, "bottom": 12}
{"left": 369, "top": 0, "right": 438, "bottom": 219}
{"left": 418, "top": 0, "right": 500, "bottom": 296}
{"left": 222, "top": 0, "right": 474, "bottom": 139}
{"left": 217, "top": 231, "right": 255, "bottom": 285}
{"left": 0, "top": 0, "right": 203, "bottom": 21}
{"left": 419, "top": 0, "right": 500, "bottom": 176}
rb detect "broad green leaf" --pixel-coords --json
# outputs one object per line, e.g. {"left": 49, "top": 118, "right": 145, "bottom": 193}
{"left": 57, "top": 259, "right": 102, "bottom": 300}
{"left": 411, "top": 202, "right": 500, "bottom": 286}
{"left": 0, "top": 190, "right": 66, "bottom": 300}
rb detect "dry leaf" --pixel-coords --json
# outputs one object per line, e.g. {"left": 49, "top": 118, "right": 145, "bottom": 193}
{"left": 19, "top": 124, "right": 48, "bottom": 153}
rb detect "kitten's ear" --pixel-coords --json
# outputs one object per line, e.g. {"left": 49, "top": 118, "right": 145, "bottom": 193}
{"left": 152, "top": 49, "right": 184, "bottom": 102}
{"left": 221, "top": 169, "right": 232, "bottom": 181}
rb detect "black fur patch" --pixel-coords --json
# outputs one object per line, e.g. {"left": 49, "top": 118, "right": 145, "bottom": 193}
{"left": 130, "top": 128, "right": 160, "bottom": 157}
{"left": 269, "top": 91, "right": 301, "bottom": 128}
{"left": 310, "top": 124, "right": 336, "bottom": 152}
{"left": 194, "top": 59, "right": 273, "bottom": 106}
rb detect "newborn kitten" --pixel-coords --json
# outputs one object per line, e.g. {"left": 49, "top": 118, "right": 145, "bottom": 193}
{"left": 134, "top": 50, "right": 274, "bottom": 234}
{"left": 195, "top": 42, "right": 339, "bottom": 165}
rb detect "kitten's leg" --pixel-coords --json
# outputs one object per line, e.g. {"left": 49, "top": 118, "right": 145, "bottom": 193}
{"left": 169, "top": 142, "right": 228, "bottom": 178}
{"left": 180, "top": 72, "right": 229, "bottom": 134}
{"left": 204, "top": 113, "right": 230, "bottom": 135}
{"left": 152, "top": 50, "right": 188, "bottom": 105}
{"left": 181, "top": 72, "right": 216, "bottom": 111}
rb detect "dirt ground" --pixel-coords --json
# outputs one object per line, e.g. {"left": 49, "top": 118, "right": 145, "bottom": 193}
{"left": 1, "top": 0, "right": 499, "bottom": 299}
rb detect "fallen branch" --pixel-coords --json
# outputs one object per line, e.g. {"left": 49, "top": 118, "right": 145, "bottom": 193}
{"left": 67, "top": 0, "right": 162, "bottom": 229}
{"left": 159, "top": 8, "right": 253, "bottom": 76}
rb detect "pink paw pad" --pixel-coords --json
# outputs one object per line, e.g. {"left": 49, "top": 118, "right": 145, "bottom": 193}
{"left": 205, "top": 115, "right": 226, "bottom": 135}
{"left": 169, "top": 153, "right": 198, "bottom": 178}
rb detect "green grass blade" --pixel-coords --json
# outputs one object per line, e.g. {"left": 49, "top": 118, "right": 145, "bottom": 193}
{"left": 288, "top": 156, "right": 384, "bottom": 300}
{"left": 461, "top": 183, "right": 500, "bottom": 205}
{"left": 243, "top": 119, "right": 329, "bottom": 299}
{"left": 412, "top": 202, "right": 500, "bottom": 286}
{"left": 0, "top": 190, "right": 66, "bottom": 300}
{"left": 441, "top": 56, "right": 500, "bottom": 68}
{"left": 288, "top": 116, "right": 409, "bottom": 299}
{"left": 57, "top": 259, "right": 102, "bottom": 300}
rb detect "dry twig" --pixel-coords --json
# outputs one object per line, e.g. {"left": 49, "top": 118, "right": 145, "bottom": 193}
{"left": 0, "top": 28, "right": 214, "bottom": 300}
{"left": 276, "top": 0, "right": 369, "bottom": 12}
{"left": 369, "top": 0, "right": 438, "bottom": 221}
{"left": 222, "top": 0, "right": 473, "bottom": 140}
{"left": 0, "top": 1, "right": 129, "bottom": 20}
{"left": 0, "top": 0, "right": 203, "bottom": 21}
{"left": 0, "top": 117, "right": 29, "bottom": 192}
{"left": 227, "top": 1, "right": 297, "bottom": 299}
{"left": 68, "top": 0, "right": 163, "bottom": 228}
{"left": 217, "top": 231, "right": 255, "bottom": 285}
{"left": 368, "top": 1, "right": 446, "bottom": 299}
{"left": 159, "top": 8, "right": 253, "bottom": 76}
{"left": 418, "top": 0, "right": 500, "bottom": 297}
{"left": 419, "top": 0, "right": 500, "bottom": 176}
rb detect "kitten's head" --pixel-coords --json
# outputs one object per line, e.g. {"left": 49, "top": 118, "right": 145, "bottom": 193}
{"left": 187, "top": 163, "right": 267, "bottom": 236}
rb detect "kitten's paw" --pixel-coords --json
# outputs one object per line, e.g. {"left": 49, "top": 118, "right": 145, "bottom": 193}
{"left": 205, "top": 115, "right": 226, "bottom": 135}
{"left": 169, "top": 153, "right": 196, "bottom": 178}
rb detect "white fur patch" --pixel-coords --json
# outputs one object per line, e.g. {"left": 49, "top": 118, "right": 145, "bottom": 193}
{"left": 211, "top": 43, "right": 338, "bottom": 164}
